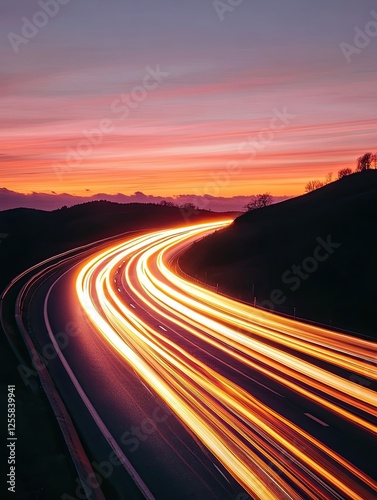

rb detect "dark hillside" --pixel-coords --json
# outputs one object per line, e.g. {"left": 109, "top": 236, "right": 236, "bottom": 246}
{"left": 0, "top": 201, "right": 234, "bottom": 292}
{"left": 180, "top": 171, "right": 377, "bottom": 338}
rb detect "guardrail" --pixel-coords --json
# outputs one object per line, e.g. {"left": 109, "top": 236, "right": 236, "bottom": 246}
{"left": 175, "top": 258, "right": 373, "bottom": 340}
{"left": 15, "top": 265, "right": 105, "bottom": 500}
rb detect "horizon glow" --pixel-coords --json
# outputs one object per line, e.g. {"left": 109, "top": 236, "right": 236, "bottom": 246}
{"left": 1, "top": 0, "right": 377, "bottom": 207}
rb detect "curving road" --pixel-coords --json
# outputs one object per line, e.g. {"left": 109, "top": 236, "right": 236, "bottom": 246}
{"left": 7, "top": 220, "right": 377, "bottom": 499}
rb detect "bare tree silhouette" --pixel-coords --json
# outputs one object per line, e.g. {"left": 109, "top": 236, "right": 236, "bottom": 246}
{"left": 244, "top": 193, "right": 273, "bottom": 211}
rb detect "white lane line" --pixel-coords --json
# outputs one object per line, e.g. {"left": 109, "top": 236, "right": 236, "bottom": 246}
{"left": 141, "top": 381, "right": 153, "bottom": 396}
{"left": 213, "top": 464, "right": 230, "bottom": 484}
{"left": 158, "top": 325, "right": 168, "bottom": 332}
{"left": 304, "top": 413, "right": 329, "bottom": 427}
{"left": 129, "top": 303, "right": 136, "bottom": 309}
{"left": 250, "top": 377, "right": 284, "bottom": 397}
{"left": 44, "top": 274, "right": 155, "bottom": 500}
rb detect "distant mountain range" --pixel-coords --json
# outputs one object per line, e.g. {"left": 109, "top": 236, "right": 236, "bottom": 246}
{"left": 0, "top": 187, "right": 290, "bottom": 212}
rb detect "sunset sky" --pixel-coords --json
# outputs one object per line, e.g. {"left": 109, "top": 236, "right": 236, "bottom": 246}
{"left": 1, "top": 0, "right": 376, "bottom": 210}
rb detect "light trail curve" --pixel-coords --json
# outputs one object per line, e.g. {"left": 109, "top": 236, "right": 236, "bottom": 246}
{"left": 75, "top": 220, "right": 377, "bottom": 500}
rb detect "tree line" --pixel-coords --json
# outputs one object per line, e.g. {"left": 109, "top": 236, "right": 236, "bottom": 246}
{"left": 244, "top": 151, "right": 377, "bottom": 212}
{"left": 305, "top": 151, "right": 377, "bottom": 193}
{"left": 160, "top": 151, "right": 376, "bottom": 213}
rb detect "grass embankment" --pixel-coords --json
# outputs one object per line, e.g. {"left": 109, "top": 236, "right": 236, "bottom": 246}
{"left": 180, "top": 171, "right": 377, "bottom": 339}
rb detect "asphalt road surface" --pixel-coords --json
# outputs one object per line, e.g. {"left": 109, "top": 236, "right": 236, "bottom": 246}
{"left": 6, "top": 220, "right": 377, "bottom": 499}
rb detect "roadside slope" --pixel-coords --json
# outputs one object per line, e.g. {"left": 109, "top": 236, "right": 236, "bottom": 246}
{"left": 180, "top": 171, "right": 377, "bottom": 338}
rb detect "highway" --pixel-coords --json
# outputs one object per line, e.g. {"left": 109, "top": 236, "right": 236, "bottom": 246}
{"left": 6, "top": 220, "right": 377, "bottom": 499}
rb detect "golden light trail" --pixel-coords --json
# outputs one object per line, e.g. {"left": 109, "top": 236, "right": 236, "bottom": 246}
{"left": 76, "top": 220, "right": 377, "bottom": 500}
{"left": 136, "top": 254, "right": 377, "bottom": 431}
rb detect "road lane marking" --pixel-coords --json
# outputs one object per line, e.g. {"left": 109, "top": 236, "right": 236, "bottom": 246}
{"left": 213, "top": 464, "right": 230, "bottom": 484}
{"left": 250, "top": 377, "right": 284, "bottom": 397}
{"left": 141, "top": 381, "right": 153, "bottom": 396}
{"left": 304, "top": 413, "right": 329, "bottom": 427}
{"left": 130, "top": 303, "right": 136, "bottom": 309}
{"left": 43, "top": 274, "right": 155, "bottom": 500}
{"left": 158, "top": 325, "right": 168, "bottom": 331}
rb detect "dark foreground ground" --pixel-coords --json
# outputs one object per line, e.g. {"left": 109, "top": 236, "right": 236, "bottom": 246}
{"left": 180, "top": 170, "right": 377, "bottom": 340}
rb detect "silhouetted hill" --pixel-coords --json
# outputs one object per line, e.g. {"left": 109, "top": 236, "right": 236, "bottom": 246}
{"left": 180, "top": 171, "right": 377, "bottom": 338}
{"left": 0, "top": 201, "right": 235, "bottom": 292}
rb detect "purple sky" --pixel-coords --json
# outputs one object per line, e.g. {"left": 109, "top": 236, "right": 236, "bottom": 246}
{"left": 1, "top": 0, "right": 377, "bottom": 211}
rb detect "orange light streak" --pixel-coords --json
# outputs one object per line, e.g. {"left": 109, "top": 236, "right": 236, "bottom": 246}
{"left": 76, "top": 221, "right": 377, "bottom": 500}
